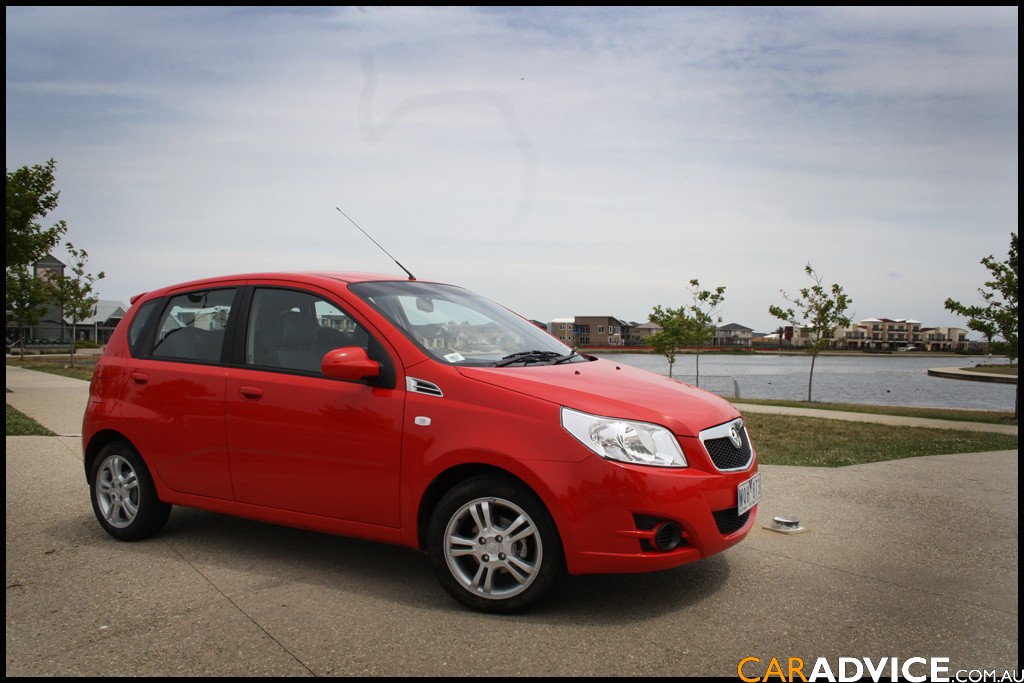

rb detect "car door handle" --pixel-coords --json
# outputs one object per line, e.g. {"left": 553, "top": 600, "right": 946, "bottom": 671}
{"left": 129, "top": 372, "right": 149, "bottom": 385}
{"left": 239, "top": 386, "right": 264, "bottom": 400}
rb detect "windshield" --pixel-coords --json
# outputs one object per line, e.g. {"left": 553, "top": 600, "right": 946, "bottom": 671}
{"left": 350, "top": 281, "right": 582, "bottom": 367}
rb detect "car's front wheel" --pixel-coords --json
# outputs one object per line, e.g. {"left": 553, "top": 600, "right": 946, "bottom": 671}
{"left": 89, "top": 441, "right": 171, "bottom": 541}
{"left": 428, "top": 475, "right": 564, "bottom": 613}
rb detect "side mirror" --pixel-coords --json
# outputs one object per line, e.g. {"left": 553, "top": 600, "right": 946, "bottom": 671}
{"left": 321, "top": 347, "right": 380, "bottom": 382}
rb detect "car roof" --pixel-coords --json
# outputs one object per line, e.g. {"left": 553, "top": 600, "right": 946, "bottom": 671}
{"left": 131, "top": 271, "right": 422, "bottom": 305}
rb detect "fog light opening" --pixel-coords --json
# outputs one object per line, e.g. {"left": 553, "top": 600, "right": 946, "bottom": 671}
{"left": 652, "top": 521, "right": 683, "bottom": 551}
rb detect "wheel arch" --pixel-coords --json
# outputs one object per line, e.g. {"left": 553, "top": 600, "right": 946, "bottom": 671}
{"left": 415, "top": 463, "right": 554, "bottom": 552}
{"left": 83, "top": 429, "right": 133, "bottom": 481}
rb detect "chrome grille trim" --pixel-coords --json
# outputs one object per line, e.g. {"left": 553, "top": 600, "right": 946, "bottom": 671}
{"left": 698, "top": 418, "right": 754, "bottom": 472}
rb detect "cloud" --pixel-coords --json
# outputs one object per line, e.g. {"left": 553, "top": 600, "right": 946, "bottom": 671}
{"left": 5, "top": 6, "right": 1017, "bottom": 331}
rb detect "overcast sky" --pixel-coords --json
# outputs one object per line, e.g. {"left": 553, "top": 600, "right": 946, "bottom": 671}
{"left": 6, "top": 6, "right": 1018, "bottom": 333}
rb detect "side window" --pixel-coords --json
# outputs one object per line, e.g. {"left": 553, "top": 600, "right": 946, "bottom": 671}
{"left": 150, "top": 288, "right": 236, "bottom": 363}
{"left": 246, "top": 288, "right": 369, "bottom": 374}
{"left": 127, "top": 299, "right": 160, "bottom": 357}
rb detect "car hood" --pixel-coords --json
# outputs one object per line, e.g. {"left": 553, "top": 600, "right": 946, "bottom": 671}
{"left": 456, "top": 357, "right": 741, "bottom": 438}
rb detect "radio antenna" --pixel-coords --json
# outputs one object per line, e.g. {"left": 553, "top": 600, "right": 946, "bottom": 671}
{"left": 336, "top": 207, "right": 416, "bottom": 280}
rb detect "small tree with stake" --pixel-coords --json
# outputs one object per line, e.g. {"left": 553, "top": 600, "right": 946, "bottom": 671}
{"left": 647, "top": 305, "right": 693, "bottom": 379}
{"left": 54, "top": 243, "right": 105, "bottom": 368}
{"left": 769, "top": 263, "right": 852, "bottom": 403}
{"left": 648, "top": 279, "right": 726, "bottom": 385}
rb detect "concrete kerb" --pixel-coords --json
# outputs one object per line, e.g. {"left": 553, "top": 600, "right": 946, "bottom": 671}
{"left": 928, "top": 365, "right": 1018, "bottom": 384}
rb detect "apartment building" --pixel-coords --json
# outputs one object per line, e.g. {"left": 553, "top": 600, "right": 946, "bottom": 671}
{"left": 549, "top": 314, "right": 971, "bottom": 352}
{"left": 838, "top": 317, "right": 971, "bottom": 351}
{"left": 918, "top": 326, "right": 970, "bottom": 352}
{"left": 549, "top": 318, "right": 575, "bottom": 346}
{"left": 572, "top": 316, "right": 630, "bottom": 346}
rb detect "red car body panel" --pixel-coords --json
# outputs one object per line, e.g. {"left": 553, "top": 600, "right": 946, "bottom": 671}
{"left": 83, "top": 271, "right": 758, "bottom": 579}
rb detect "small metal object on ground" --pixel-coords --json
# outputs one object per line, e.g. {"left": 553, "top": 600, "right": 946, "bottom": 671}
{"left": 764, "top": 515, "right": 808, "bottom": 534}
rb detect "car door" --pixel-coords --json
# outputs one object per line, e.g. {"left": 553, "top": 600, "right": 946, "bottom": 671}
{"left": 224, "top": 285, "right": 404, "bottom": 527}
{"left": 118, "top": 287, "right": 238, "bottom": 500}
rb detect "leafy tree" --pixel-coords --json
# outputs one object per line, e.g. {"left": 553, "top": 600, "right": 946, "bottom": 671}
{"left": 5, "top": 267, "right": 55, "bottom": 359}
{"left": 944, "top": 232, "right": 1018, "bottom": 418}
{"left": 6, "top": 159, "right": 68, "bottom": 270}
{"left": 648, "top": 279, "right": 726, "bottom": 384}
{"left": 944, "top": 232, "right": 1018, "bottom": 364}
{"left": 768, "top": 263, "right": 852, "bottom": 402}
{"left": 54, "top": 243, "right": 105, "bottom": 368}
{"left": 647, "top": 305, "right": 694, "bottom": 379}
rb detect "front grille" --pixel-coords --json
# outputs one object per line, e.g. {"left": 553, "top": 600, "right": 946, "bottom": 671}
{"left": 712, "top": 508, "right": 750, "bottom": 535}
{"left": 700, "top": 419, "right": 754, "bottom": 471}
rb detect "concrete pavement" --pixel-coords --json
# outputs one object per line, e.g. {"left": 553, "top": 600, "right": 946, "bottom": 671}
{"left": 5, "top": 364, "right": 1019, "bottom": 677}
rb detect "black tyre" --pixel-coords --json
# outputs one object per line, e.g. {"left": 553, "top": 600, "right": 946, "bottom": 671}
{"left": 89, "top": 441, "right": 171, "bottom": 541}
{"left": 428, "top": 475, "right": 564, "bottom": 614}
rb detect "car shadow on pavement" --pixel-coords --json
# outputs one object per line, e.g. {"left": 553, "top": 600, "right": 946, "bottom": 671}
{"left": 60, "top": 505, "right": 731, "bottom": 623}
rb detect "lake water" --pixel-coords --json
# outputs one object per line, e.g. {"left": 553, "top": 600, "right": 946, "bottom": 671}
{"left": 592, "top": 353, "right": 1017, "bottom": 411}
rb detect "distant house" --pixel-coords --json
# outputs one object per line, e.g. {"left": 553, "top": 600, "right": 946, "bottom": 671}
{"left": 6, "top": 254, "right": 66, "bottom": 342}
{"left": 548, "top": 317, "right": 575, "bottom": 345}
{"left": 573, "top": 316, "right": 630, "bottom": 346}
{"left": 635, "top": 322, "right": 661, "bottom": 344}
{"left": 543, "top": 311, "right": 974, "bottom": 353}
{"left": 713, "top": 323, "right": 754, "bottom": 347}
{"left": 5, "top": 253, "right": 125, "bottom": 345}
{"left": 70, "top": 300, "right": 128, "bottom": 344}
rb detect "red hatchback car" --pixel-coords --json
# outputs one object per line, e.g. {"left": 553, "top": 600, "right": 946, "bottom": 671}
{"left": 83, "top": 272, "right": 760, "bottom": 613}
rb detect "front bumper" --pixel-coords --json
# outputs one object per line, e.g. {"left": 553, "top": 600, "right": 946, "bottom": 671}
{"left": 549, "top": 440, "right": 759, "bottom": 576}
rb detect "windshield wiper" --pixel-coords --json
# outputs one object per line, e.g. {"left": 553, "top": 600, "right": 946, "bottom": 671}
{"left": 494, "top": 350, "right": 577, "bottom": 367}
{"left": 553, "top": 350, "right": 580, "bottom": 364}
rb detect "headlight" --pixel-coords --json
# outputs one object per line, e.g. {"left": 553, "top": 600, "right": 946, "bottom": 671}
{"left": 561, "top": 407, "right": 687, "bottom": 468}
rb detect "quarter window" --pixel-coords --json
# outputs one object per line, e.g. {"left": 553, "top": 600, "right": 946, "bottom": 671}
{"left": 127, "top": 299, "right": 161, "bottom": 357}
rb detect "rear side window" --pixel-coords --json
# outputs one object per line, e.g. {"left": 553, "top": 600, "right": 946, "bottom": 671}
{"left": 150, "top": 288, "right": 237, "bottom": 363}
{"left": 127, "top": 299, "right": 161, "bottom": 356}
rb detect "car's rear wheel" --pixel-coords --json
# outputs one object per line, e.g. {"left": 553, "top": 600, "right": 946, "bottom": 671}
{"left": 428, "top": 475, "right": 564, "bottom": 613}
{"left": 90, "top": 441, "right": 171, "bottom": 541}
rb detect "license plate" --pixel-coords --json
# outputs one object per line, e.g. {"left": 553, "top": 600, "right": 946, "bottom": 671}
{"left": 737, "top": 472, "right": 762, "bottom": 516}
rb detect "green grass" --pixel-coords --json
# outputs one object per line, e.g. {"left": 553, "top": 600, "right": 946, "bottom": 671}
{"left": 6, "top": 359, "right": 96, "bottom": 382}
{"left": 744, "top": 412, "right": 1017, "bottom": 467}
{"left": 5, "top": 404, "right": 56, "bottom": 436}
{"left": 964, "top": 364, "right": 1018, "bottom": 377}
{"left": 730, "top": 398, "right": 1017, "bottom": 426}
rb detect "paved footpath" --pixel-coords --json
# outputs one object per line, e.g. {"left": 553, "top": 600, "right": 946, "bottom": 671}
{"left": 5, "top": 364, "right": 1020, "bottom": 677}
